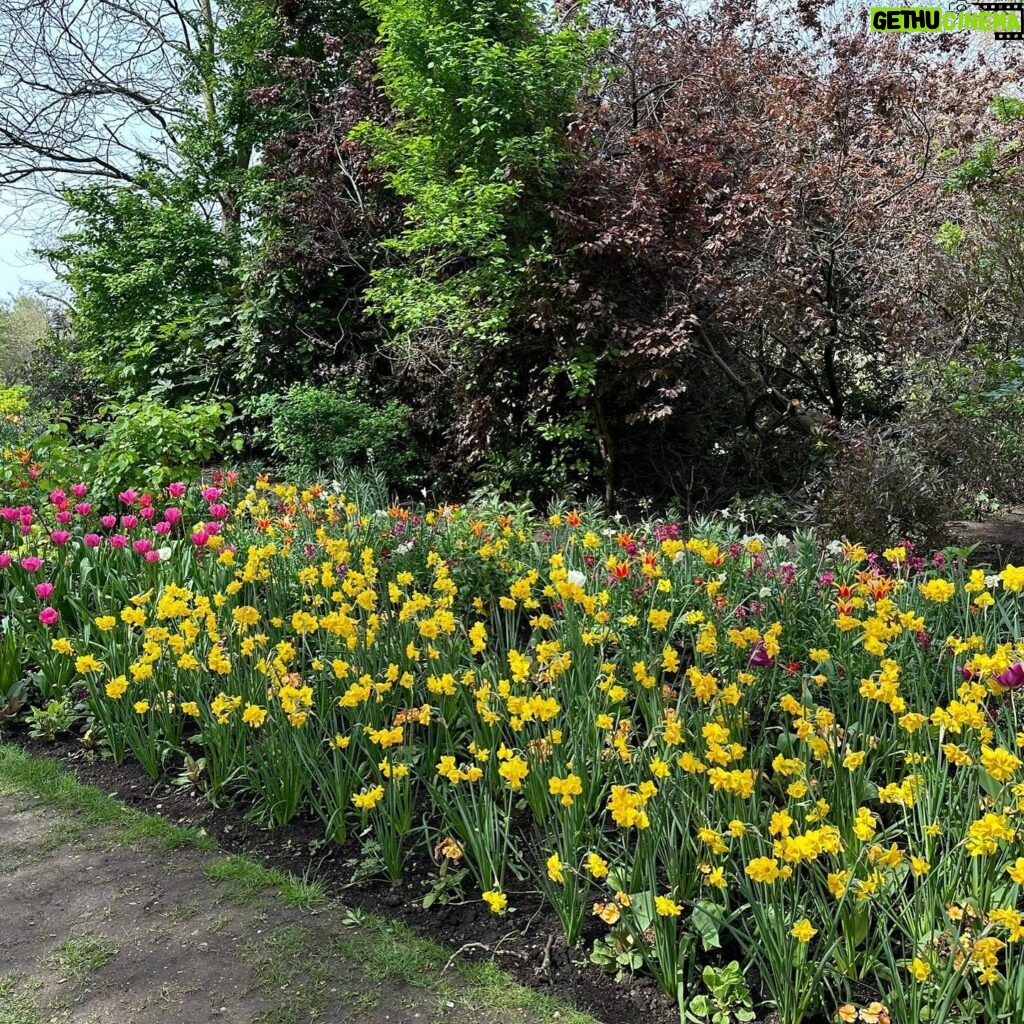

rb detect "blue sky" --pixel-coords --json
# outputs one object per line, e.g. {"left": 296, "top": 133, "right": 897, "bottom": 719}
{"left": 0, "top": 205, "right": 55, "bottom": 299}
{"left": 0, "top": 199, "right": 56, "bottom": 299}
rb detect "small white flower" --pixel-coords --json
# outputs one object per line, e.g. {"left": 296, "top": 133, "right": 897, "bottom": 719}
{"left": 157, "top": 546, "right": 173, "bottom": 562}
{"left": 826, "top": 540, "right": 845, "bottom": 556}
{"left": 985, "top": 574, "right": 1002, "bottom": 589}
{"left": 396, "top": 541, "right": 414, "bottom": 555}
{"left": 566, "top": 569, "right": 586, "bottom": 588}
{"left": 758, "top": 586, "right": 773, "bottom": 599}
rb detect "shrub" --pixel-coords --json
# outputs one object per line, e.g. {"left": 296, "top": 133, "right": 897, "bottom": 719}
{"left": 815, "top": 369, "right": 1024, "bottom": 549}
{"left": 264, "top": 383, "right": 415, "bottom": 485}
{"left": 2, "top": 399, "right": 234, "bottom": 508}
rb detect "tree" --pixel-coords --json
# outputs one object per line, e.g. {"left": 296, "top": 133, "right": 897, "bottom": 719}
{"left": 341, "top": 0, "right": 604, "bottom": 493}
{"left": 0, "top": 294, "right": 50, "bottom": 381}
{"left": 523, "top": 0, "right": 1017, "bottom": 506}
{"left": 41, "top": 184, "right": 239, "bottom": 402}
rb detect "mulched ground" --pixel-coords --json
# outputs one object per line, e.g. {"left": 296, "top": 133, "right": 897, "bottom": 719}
{"left": 6, "top": 730, "right": 683, "bottom": 1024}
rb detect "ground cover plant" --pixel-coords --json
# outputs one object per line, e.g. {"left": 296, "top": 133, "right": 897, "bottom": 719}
{"left": 1, "top": 464, "right": 1023, "bottom": 1024}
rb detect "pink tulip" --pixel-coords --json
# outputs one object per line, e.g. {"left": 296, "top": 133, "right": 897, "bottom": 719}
{"left": 201, "top": 487, "right": 222, "bottom": 502}
{"left": 38, "top": 607, "right": 59, "bottom": 626}
{"left": 144, "top": 550, "right": 161, "bottom": 563}
{"left": 140, "top": 506, "right": 156, "bottom": 520}
{"left": 118, "top": 489, "right": 138, "bottom": 505}
{"left": 100, "top": 515, "right": 117, "bottom": 530}
{"left": 0, "top": 507, "right": 18, "bottom": 522}
{"left": 35, "top": 582, "right": 54, "bottom": 599}
{"left": 121, "top": 514, "right": 138, "bottom": 530}
{"left": 71, "top": 483, "right": 88, "bottom": 498}
{"left": 0, "top": 552, "right": 10, "bottom": 568}
{"left": 49, "top": 489, "right": 66, "bottom": 505}
{"left": 152, "top": 521, "right": 171, "bottom": 536}
{"left": 55, "top": 511, "right": 72, "bottom": 524}
{"left": 133, "top": 539, "right": 152, "bottom": 554}
{"left": 191, "top": 530, "right": 209, "bottom": 546}
{"left": 167, "top": 482, "right": 186, "bottom": 498}
{"left": 20, "top": 556, "right": 43, "bottom": 572}
{"left": 74, "top": 502, "right": 91, "bottom": 516}
{"left": 50, "top": 530, "right": 71, "bottom": 545}
{"left": 208, "top": 503, "right": 229, "bottom": 520}
{"left": 109, "top": 534, "right": 127, "bottom": 549}
{"left": 164, "top": 507, "right": 182, "bottom": 525}
{"left": 83, "top": 534, "right": 101, "bottom": 548}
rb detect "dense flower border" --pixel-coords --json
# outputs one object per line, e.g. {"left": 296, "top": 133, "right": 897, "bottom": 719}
{"left": 2, "top": 475, "right": 1023, "bottom": 1024}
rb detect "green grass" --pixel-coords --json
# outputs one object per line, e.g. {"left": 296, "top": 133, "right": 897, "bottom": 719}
{"left": 120, "top": 813, "right": 216, "bottom": 851}
{"left": 0, "top": 975, "right": 50, "bottom": 1024}
{"left": 278, "top": 870, "right": 329, "bottom": 911}
{"left": 244, "top": 923, "right": 341, "bottom": 1024}
{"left": 0, "top": 742, "right": 214, "bottom": 851}
{"left": 204, "top": 854, "right": 288, "bottom": 903}
{"left": 332, "top": 915, "right": 450, "bottom": 987}
{"left": 0, "top": 745, "right": 126, "bottom": 827}
{"left": 41, "top": 934, "right": 117, "bottom": 982}
{"left": 168, "top": 902, "right": 201, "bottom": 923}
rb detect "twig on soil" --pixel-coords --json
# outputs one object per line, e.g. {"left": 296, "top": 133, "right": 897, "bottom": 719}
{"left": 534, "top": 932, "right": 555, "bottom": 987}
{"left": 442, "top": 940, "right": 528, "bottom": 974}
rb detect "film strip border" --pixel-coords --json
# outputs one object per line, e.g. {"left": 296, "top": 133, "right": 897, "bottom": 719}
{"left": 976, "top": 1, "right": 1024, "bottom": 39}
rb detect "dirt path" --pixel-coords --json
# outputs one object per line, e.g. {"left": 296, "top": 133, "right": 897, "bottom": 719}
{"left": 0, "top": 746, "right": 593, "bottom": 1024}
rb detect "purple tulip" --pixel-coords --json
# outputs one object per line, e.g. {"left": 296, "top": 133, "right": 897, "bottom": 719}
{"left": 996, "top": 663, "right": 1024, "bottom": 691}
{"left": 748, "top": 642, "right": 776, "bottom": 669}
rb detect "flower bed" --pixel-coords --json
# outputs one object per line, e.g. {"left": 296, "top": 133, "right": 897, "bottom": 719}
{"left": 1, "top": 475, "right": 1023, "bottom": 1024}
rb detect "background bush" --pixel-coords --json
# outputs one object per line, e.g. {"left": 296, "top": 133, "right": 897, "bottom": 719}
{"left": 260, "top": 383, "right": 416, "bottom": 486}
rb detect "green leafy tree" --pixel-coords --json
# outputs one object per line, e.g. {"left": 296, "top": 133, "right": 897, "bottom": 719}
{"left": 42, "top": 184, "right": 240, "bottom": 403}
{"left": 352, "top": 0, "right": 603, "bottom": 350}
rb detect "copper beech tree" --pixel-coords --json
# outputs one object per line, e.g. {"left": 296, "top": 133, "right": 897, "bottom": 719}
{"left": 521, "top": 0, "right": 1020, "bottom": 505}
